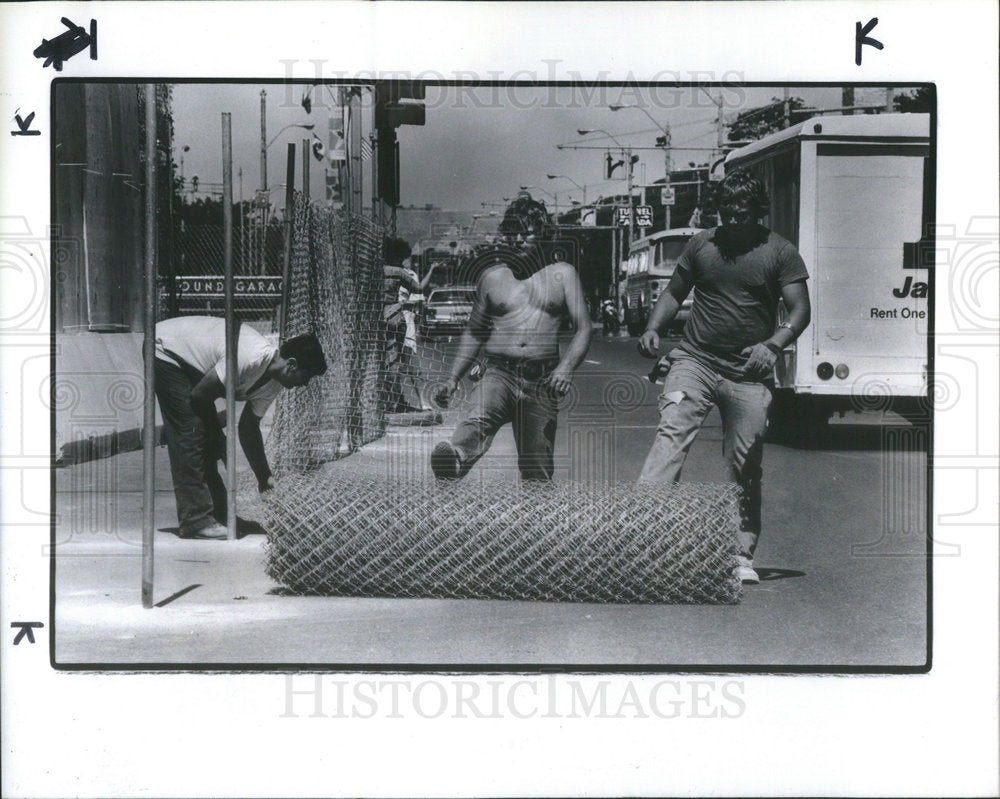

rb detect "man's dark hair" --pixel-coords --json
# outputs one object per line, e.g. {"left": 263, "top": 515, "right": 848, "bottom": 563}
{"left": 498, "top": 195, "right": 555, "bottom": 241}
{"left": 384, "top": 236, "right": 412, "bottom": 265}
{"left": 715, "top": 170, "right": 770, "bottom": 215}
{"left": 281, "top": 333, "right": 328, "bottom": 376}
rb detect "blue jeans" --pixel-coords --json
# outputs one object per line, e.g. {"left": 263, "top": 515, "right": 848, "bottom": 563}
{"left": 638, "top": 349, "right": 772, "bottom": 557}
{"left": 450, "top": 356, "right": 560, "bottom": 481}
{"left": 153, "top": 358, "right": 227, "bottom": 535}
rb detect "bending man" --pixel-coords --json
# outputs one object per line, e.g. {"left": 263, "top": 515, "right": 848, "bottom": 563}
{"left": 153, "top": 315, "right": 327, "bottom": 539}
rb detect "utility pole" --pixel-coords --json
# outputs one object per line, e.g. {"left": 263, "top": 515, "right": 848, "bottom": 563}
{"left": 662, "top": 124, "right": 672, "bottom": 231}
{"left": 238, "top": 167, "right": 244, "bottom": 272}
{"left": 626, "top": 146, "right": 634, "bottom": 244}
{"left": 260, "top": 90, "right": 268, "bottom": 191}
{"left": 259, "top": 89, "right": 267, "bottom": 276}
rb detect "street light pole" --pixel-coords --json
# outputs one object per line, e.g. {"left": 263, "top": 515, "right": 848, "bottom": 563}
{"left": 610, "top": 104, "right": 672, "bottom": 230}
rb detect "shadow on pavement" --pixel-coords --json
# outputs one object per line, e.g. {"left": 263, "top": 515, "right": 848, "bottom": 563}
{"left": 756, "top": 567, "right": 806, "bottom": 582}
{"left": 154, "top": 584, "right": 203, "bottom": 607}
{"left": 769, "top": 421, "right": 930, "bottom": 452}
{"left": 158, "top": 519, "right": 267, "bottom": 538}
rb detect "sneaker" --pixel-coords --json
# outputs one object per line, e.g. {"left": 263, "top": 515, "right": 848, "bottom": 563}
{"left": 186, "top": 522, "right": 229, "bottom": 540}
{"left": 430, "top": 441, "right": 462, "bottom": 479}
{"left": 735, "top": 555, "right": 760, "bottom": 584}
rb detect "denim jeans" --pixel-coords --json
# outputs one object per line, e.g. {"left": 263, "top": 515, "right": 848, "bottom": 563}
{"left": 153, "top": 358, "right": 227, "bottom": 535}
{"left": 450, "top": 356, "right": 560, "bottom": 480}
{"left": 638, "top": 349, "right": 772, "bottom": 557}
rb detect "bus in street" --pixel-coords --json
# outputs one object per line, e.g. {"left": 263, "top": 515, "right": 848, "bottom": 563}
{"left": 622, "top": 227, "right": 700, "bottom": 336}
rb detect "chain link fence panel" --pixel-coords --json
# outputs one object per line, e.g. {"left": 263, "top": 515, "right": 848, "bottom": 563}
{"left": 266, "top": 195, "right": 388, "bottom": 474}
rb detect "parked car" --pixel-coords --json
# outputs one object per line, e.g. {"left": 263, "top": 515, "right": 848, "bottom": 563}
{"left": 420, "top": 285, "right": 477, "bottom": 337}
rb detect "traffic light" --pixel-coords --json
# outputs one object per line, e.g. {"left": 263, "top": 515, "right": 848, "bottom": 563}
{"left": 375, "top": 81, "right": 426, "bottom": 129}
{"left": 374, "top": 81, "right": 424, "bottom": 208}
{"left": 376, "top": 128, "right": 400, "bottom": 207}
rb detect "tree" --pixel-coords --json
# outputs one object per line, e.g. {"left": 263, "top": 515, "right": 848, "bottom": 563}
{"left": 894, "top": 87, "right": 934, "bottom": 114}
{"left": 727, "top": 96, "right": 808, "bottom": 143}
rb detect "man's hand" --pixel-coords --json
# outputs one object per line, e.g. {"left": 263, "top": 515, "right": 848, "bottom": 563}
{"left": 543, "top": 366, "right": 573, "bottom": 397}
{"left": 740, "top": 343, "right": 779, "bottom": 381}
{"left": 433, "top": 377, "right": 459, "bottom": 408}
{"left": 637, "top": 330, "right": 661, "bottom": 359}
{"left": 258, "top": 475, "right": 275, "bottom": 494}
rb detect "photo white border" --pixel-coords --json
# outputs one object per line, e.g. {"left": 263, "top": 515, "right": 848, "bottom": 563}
{"left": 2, "top": 1, "right": 997, "bottom": 796}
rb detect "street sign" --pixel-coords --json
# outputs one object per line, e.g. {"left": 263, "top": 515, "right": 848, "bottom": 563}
{"left": 661, "top": 187, "right": 676, "bottom": 205}
{"left": 636, "top": 205, "right": 654, "bottom": 227}
{"left": 176, "top": 275, "right": 282, "bottom": 299}
{"left": 615, "top": 206, "right": 631, "bottom": 227}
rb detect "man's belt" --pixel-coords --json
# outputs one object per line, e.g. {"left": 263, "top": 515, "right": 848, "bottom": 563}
{"left": 484, "top": 353, "right": 559, "bottom": 380}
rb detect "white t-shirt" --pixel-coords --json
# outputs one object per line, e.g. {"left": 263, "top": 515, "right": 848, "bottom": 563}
{"left": 154, "top": 316, "right": 281, "bottom": 417}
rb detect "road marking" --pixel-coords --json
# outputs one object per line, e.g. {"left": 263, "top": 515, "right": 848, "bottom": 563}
{"left": 584, "top": 359, "right": 601, "bottom": 364}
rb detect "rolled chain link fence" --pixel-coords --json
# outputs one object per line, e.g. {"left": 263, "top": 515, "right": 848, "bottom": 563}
{"left": 262, "top": 473, "right": 743, "bottom": 604}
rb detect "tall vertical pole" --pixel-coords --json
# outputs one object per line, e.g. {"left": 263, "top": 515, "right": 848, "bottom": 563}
{"left": 280, "top": 143, "right": 296, "bottom": 338}
{"left": 238, "top": 167, "right": 244, "bottom": 272}
{"left": 610, "top": 225, "right": 618, "bottom": 302}
{"left": 259, "top": 90, "right": 268, "bottom": 277}
{"left": 260, "top": 90, "right": 268, "bottom": 192}
{"left": 222, "top": 113, "right": 237, "bottom": 542}
{"left": 662, "top": 123, "right": 672, "bottom": 231}
{"left": 301, "top": 139, "right": 311, "bottom": 201}
{"left": 352, "top": 90, "right": 364, "bottom": 215}
{"left": 340, "top": 88, "right": 351, "bottom": 216}
{"left": 142, "top": 85, "right": 158, "bottom": 608}
{"left": 625, "top": 147, "right": 634, "bottom": 246}
{"left": 715, "top": 93, "right": 725, "bottom": 175}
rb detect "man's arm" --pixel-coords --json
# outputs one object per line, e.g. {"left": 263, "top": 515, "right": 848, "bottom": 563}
{"left": 740, "top": 279, "right": 811, "bottom": 380}
{"left": 383, "top": 265, "right": 420, "bottom": 293}
{"left": 637, "top": 270, "right": 694, "bottom": 357}
{"left": 447, "top": 281, "right": 491, "bottom": 384}
{"left": 435, "top": 278, "right": 492, "bottom": 404}
{"left": 189, "top": 368, "right": 225, "bottom": 415}
{"left": 238, "top": 405, "right": 273, "bottom": 492}
{"left": 765, "top": 280, "right": 810, "bottom": 351}
{"left": 418, "top": 262, "right": 439, "bottom": 289}
{"left": 546, "top": 264, "right": 593, "bottom": 395}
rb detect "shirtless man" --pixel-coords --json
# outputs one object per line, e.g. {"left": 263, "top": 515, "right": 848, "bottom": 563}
{"left": 430, "top": 196, "right": 592, "bottom": 481}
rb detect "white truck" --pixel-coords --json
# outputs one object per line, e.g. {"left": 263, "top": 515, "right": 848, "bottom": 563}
{"left": 724, "top": 112, "right": 932, "bottom": 424}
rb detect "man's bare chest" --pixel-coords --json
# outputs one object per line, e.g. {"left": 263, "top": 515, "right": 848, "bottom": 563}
{"left": 490, "top": 269, "right": 564, "bottom": 316}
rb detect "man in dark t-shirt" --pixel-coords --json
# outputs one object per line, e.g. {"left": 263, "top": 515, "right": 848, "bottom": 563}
{"left": 637, "top": 171, "right": 811, "bottom": 584}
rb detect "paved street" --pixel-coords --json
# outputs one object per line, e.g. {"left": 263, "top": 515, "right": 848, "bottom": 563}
{"left": 53, "top": 333, "right": 928, "bottom": 668}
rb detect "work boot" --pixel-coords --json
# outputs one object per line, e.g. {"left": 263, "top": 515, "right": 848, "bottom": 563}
{"left": 430, "top": 441, "right": 462, "bottom": 479}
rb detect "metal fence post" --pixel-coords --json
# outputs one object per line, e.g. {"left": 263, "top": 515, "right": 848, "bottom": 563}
{"left": 222, "top": 113, "right": 238, "bottom": 541}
